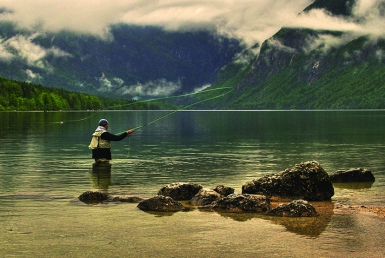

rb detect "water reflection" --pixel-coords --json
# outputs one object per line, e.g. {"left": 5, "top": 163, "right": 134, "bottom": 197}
{"left": 333, "top": 182, "right": 374, "bottom": 189}
{"left": 89, "top": 163, "right": 112, "bottom": 192}
{"left": 205, "top": 201, "right": 335, "bottom": 237}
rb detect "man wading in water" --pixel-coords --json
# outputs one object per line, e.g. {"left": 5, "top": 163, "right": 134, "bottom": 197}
{"left": 89, "top": 119, "right": 135, "bottom": 163}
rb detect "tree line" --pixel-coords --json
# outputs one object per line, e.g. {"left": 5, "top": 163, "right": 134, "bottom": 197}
{"left": 0, "top": 76, "right": 170, "bottom": 111}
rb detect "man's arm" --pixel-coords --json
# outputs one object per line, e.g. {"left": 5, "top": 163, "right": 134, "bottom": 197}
{"left": 101, "top": 132, "right": 128, "bottom": 141}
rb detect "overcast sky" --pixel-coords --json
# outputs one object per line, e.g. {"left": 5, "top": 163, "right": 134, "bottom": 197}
{"left": 1, "top": 0, "right": 384, "bottom": 47}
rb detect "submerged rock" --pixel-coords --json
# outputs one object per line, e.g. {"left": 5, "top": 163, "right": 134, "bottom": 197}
{"left": 157, "top": 182, "right": 202, "bottom": 200}
{"left": 111, "top": 196, "right": 144, "bottom": 203}
{"left": 266, "top": 200, "right": 318, "bottom": 217}
{"left": 242, "top": 161, "right": 334, "bottom": 201}
{"left": 137, "top": 195, "right": 185, "bottom": 212}
{"left": 329, "top": 168, "right": 375, "bottom": 183}
{"left": 202, "top": 194, "right": 270, "bottom": 212}
{"left": 78, "top": 191, "right": 109, "bottom": 204}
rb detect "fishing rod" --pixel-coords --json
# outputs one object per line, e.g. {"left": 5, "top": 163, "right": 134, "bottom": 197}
{"left": 120, "top": 86, "right": 232, "bottom": 158}
{"left": 53, "top": 86, "right": 232, "bottom": 126}
{"left": 117, "top": 87, "right": 233, "bottom": 133}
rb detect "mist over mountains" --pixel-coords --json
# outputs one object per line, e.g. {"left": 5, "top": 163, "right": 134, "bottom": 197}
{"left": 207, "top": 0, "right": 385, "bottom": 109}
{"left": 1, "top": 0, "right": 385, "bottom": 109}
{"left": 0, "top": 22, "right": 243, "bottom": 98}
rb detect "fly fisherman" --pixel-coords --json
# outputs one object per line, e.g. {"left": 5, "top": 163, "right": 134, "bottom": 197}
{"left": 89, "top": 119, "right": 135, "bottom": 163}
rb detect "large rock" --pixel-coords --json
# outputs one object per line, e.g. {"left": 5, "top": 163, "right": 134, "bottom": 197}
{"left": 137, "top": 195, "right": 185, "bottom": 212}
{"left": 242, "top": 161, "right": 334, "bottom": 201}
{"left": 202, "top": 194, "right": 270, "bottom": 212}
{"left": 190, "top": 188, "right": 223, "bottom": 206}
{"left": 329, "top": 168, "right": 375, "bottom": 182}
{"left": 158, "top": 182, "right": 202, "bottom": 200}
{"left": 266, "top": 200, "right": 318, "bottom": 217}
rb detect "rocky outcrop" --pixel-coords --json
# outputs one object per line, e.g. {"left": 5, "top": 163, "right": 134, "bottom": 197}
{"left": 242, "top": 161, "right": 334, "bottom": 201}
{"left": 157, "top": 182, "right": 202, "bottom": 200}
{"left": 137, "top": 195, "right": 185, "bottom": 212}
{"left": 266, "top": 200, "right": 318, "bottom": 217}
{"left": 329, "top": 168, "right": 375, "bottom": 182}
{"left": 202, "top": 194, "right": 270, "bottom": 212}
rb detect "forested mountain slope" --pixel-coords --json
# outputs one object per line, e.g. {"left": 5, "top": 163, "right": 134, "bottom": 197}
{"left": 207, "top": 0, "right": 385, "bottom": 109}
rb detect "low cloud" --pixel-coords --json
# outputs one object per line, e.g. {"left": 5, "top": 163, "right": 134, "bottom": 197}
{"left": 0, "top": 0, "right": 312, "bottom": 47}
{"left": 97, "top": 75, "right": 182, "bottom": 98}
{"left": 121, "top": 79, "right": 182, "bottom": 98}
{"left": 0, "top": 33, "right": 71, "bottom": 69}
{"left": 1, "top": 0, "right": 384, "bottom": 48}
{"left": 293, "top": 0, "right": 385, "bottom": 38}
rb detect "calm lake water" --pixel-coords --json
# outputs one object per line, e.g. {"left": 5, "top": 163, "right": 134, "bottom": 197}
{"left": 1, "top": 110, "right": 385, "bottom": 257}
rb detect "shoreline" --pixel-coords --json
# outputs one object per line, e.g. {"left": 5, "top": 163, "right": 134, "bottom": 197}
{"left": 334, "top": 203, "right": 385, "bottom": 218}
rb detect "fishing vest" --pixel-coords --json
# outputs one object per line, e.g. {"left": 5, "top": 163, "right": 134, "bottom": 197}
{"left": 88, "top": 130, "right": 111, "bottom": 149}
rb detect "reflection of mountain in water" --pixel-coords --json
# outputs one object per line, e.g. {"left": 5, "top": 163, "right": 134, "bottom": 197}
{"left": 208, "top": 201, "right": 334, "bottom": 237}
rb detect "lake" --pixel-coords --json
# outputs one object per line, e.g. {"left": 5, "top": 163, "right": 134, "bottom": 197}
{"left": 1, "top": 110, "right": 385, "bottom": 257}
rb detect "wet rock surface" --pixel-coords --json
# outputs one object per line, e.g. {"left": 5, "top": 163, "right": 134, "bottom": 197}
{"left": 330, "top": 168, "right": 375, "bottom": 182}
{"left": 157, "top": 182, "right": 203, "bottom": 200}
{"left": 137, "top": 195, "right": 185, "bottom": 212}
{"left": 190, "top": 188, "right": 222, "bottom": 206}
{"left": 242, "top": 161, "right": 334, "bottom": 201}
{"left": 266, "top": 200, "right": 318, "bottom": 217}
{"left": 202, "top": 194, "right": 270, "bottom": 212}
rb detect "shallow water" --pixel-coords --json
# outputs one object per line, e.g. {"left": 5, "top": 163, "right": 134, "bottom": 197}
{"left": 1, "top": 110, "right": 385, "bottom": 257}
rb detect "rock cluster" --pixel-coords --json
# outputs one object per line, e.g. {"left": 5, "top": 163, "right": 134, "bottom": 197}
{"left": 78, "top": 161, "right": 375, "bottom": 218}
{"left": 137, "top": 182, "right": 315, "bottom": 217}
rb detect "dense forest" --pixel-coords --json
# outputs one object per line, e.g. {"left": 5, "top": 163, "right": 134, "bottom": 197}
{"left": 0, "top": 76, "right": 173, "bottom": 111}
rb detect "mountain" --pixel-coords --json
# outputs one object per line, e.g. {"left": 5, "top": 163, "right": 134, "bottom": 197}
{"left": 0, "top": 22, "right": 243, "bottom": 99}
{"left": 207, "top": 0, "right": 385, "bottom": 109}
{"left": 2, "top": 0, "right": 385, "bottom": 110}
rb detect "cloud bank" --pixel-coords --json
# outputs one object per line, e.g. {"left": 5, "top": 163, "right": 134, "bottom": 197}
{"left": 1, "top": 0, "right": 384, "bottom": 46}
{"left": 1, "top": 0, "right": 312, "bottom": 46}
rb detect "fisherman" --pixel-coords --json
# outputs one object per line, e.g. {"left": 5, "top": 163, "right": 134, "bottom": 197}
{"left": 89, "top": 119, "right": 134, "bottom": 163}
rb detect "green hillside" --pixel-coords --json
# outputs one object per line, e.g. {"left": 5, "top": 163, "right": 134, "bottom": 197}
{"left": 202, "top": 0, "right": 385, "bottom": 110}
